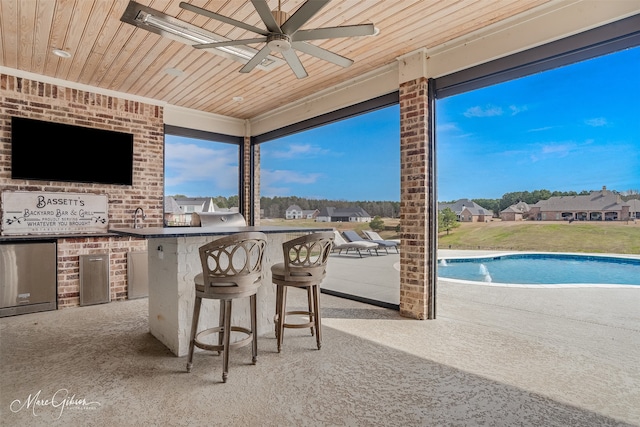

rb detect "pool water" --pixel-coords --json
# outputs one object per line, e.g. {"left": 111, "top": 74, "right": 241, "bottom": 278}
{"left": 437, "top": 254, "right": 640, "bottom": 286}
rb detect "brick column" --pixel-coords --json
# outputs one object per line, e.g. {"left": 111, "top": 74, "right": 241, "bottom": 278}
{"left": 399, "top": 76, "right": 436, "bottom": 320}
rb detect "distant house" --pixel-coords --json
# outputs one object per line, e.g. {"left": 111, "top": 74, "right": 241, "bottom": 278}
{"left": 285, "top": 205, "right": 303, "bottom": 219}
{"left": 628, "top": 199, "right": 640, "bottom": 220}
{"left": 164, "top": 196, "right": 187, "bottom": 226}
{"left": 316, "top": 207, "right": 372, "bottom": 223}
{"left": 285, "top": 205, "right": 317, "bottom": 219}
{"left": 171, "top": 197, "right": 238, "bottom": 224}
{"left": 438, "top": 199, "right": 493, "bottom": 222}
{"left": 500, "top": 201, "right": 531, "bottom": 221}
{"left": 528, "top": 187, "right": 635, "bottom": 221}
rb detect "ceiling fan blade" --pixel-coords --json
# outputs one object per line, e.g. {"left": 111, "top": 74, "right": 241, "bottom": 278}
{"left": 179, "top": 2, "right": 268, "bottom": 36}
{"left": 280, "top": 0, "right": 330, "bottom": 35}
{"left": 250, "top": 0, "right": 281, "bottom": 33}
{"left": 193, "top": 38, "right": 266, "bottom": 49}
{"left": 292, "top": 24, "right": 375, "bottom": 42}
{"left": 240, "top": 45, "right": 272, "bottom": 73}
{"left": 281, "top": 49, "right": 308, "bottom": 79}
{"left": 292, "top": 42, "right": 353, "bottom": 68}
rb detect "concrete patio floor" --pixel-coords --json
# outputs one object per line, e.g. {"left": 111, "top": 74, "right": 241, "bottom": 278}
{"left": 1, "top": 250, "right": 639, "bottom": 426}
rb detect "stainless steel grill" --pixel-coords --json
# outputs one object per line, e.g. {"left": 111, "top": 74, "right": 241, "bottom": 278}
{"left": 191, "top": 212, "right": 246, "bottom": 228}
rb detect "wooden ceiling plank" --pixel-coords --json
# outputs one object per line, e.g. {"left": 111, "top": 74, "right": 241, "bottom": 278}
{"left": 77, "top": 0, "right": 130, "bottom": 84}
{"left": 55, "top": 0, "right": 96, "bottom": 81}
{"left": 0, "top": 0, "right": 19, "bottom": 68}
{"left": 17, "top": 0, "right": 36, "bottom": 71}
{"left": 43, "top": 0, "right": 75, "bottom": 77}
{"left": 162, "top": 51, "right": 240, "bottom": 107}
{"left": 126, "top": 41, "right": 190, "bottom": 96}
{"left": 31, "top": 0, "right": 56, "bottom": 74}
{"left": 108, "top": 32, "right": 165, "bottom": 92}
{"left": 66, "top": 0, "right": 114, "bottom": 83}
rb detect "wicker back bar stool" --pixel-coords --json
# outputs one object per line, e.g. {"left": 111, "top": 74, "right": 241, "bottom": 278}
{"left": 186, "top": 232, "right": 267, "bottom": 383}
{"left": 271, "top": 232, "right": 334, "bottom": 352}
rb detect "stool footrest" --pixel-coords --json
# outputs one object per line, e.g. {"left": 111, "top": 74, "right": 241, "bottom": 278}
{"left": 194, "top": 326, "right": 253, "bottom": 352}
{"left": 282, "top": 310, "right": 315, "bottom": 329}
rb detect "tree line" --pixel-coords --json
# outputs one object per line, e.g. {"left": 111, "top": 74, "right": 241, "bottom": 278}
{"left": 170, "top": 194, "right": 400, "bottom": 219}
{"left": 260, "top": 196, "right": 400, "bottom": 219}
{"left": 173, "top": 187, "right": 637, "bottom": 219}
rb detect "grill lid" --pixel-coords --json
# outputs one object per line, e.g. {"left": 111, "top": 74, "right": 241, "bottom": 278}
{"left": 191, "top": 212, "right": 246, "bottom": 227}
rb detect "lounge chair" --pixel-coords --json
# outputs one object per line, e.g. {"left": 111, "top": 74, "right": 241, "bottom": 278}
{"left": 343, "top": 230, "right": 397, "bottom": 254}
{"left": 332, "top": 230, "right": 379, "bottom": 257}
{"left": 362, "top": 230, "right": 400, "bottom": 254}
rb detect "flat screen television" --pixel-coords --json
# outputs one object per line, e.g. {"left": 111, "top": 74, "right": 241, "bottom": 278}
{"left": 11, "top": 116, "right": 134, "bottom": 185}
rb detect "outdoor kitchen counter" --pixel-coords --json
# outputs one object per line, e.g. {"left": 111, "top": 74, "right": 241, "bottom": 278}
{"left": 110, "top": 225, "right": 333, "bottom": 357}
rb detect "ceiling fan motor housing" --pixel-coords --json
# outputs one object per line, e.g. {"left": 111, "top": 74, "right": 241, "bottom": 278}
{"left": 267, "top": 33, "right": 291, "bottom": 52}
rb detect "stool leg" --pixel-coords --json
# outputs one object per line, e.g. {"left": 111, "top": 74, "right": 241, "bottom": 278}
{"left": 186, "top": 296, "right": 202, "bottom": 372}
{"left": 312, "top": 285, "right": 322, "bottom": 350}
{"left": 274, "top": 284, "right": 282, "bottom": 339}
{"left": 277, "top": 286, "right": 287, "bottom": 353}
{"left": 250, "top": 294, "right": 258, "bottom": 364}
{"left": 217, "top": 299, "right": 226, "bottom": 355}
{"left": 222, "top": 299, "right": 232, "bottom": 383}
{"left": 307, "top": 286, "right": 315, "bottom": 337}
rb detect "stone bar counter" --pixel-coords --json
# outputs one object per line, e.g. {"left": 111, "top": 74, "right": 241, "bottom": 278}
{"left": 111, "top": 225, "right": 332, "bottom": 357}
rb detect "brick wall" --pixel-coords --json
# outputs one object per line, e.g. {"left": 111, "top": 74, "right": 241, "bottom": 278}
{"left": 399, "top": 77, "right": 433, "bottom": 320}
{"left": 0, "top": 73, "right": 164, "bottom": 307}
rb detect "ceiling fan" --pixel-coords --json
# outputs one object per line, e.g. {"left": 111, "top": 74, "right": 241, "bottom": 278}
{"left": 179, "top": 0, "right": 376, "bottom": 79}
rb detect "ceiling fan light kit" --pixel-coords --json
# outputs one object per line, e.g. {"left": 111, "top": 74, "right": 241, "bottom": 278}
{"left": 122, "top": 0, "right": 375, "bottom": 79}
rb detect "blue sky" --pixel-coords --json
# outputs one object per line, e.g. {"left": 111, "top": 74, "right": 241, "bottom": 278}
{"left": 165, "top": 45, "right": 639, "bottom": 202}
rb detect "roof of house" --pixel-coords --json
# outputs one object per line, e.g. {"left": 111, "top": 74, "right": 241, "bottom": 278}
{"left": 501, "top": 201, "right": 531, "bottom": 214}
{"left": 439, "top": 199, "right": 493, "bottom": 216}
{"left": 164, "top": 196, "right": 183, "bottom": 214}
{"left": 286, "top": 205, "right": 302, "bottom": 212}
{"left": 531, "top": 189, "right": 627, "bottom": 211}
{"left": 173, "top": 197, "right": 217, "bottom": 211}
{"left": 626, "top": 199, "right": 640, "bottom": 211}
{"left": 318, "top": 207, "right": 371, "bottom": 218}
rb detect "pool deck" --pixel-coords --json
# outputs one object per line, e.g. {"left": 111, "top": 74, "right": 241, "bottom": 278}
{"left": 1, "top": 249, "right": 639, "bottom": 425}
{"left": 321, "top": 249, "right": 640, "bottom": 424}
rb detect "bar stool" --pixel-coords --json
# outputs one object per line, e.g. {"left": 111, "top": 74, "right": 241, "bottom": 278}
{"left": 271, "top": 232, "right": 334, "bottom": 352}
{"left": 186, "top": 232, "right": 267, "bottom": 383}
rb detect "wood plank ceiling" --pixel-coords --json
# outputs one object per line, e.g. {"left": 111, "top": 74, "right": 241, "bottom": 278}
{"left": 0, "top": 0, "right": 551, "bottom": 120}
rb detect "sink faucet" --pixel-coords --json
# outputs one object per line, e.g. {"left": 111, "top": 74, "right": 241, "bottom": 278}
{"left": 133, "top": 207, "right": 146, "bottom": 229}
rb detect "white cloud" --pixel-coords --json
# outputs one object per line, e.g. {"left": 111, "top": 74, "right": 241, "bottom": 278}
{"left": 463, "top": 105, "right": 503, "bottom": 117}
{"left": 262, "top": 169, "right": 323, "bottom": 185}
{"left": 509, "top": 105, "right": 528, "bottom": 115}
{"left": 164, "top": 142, "right": 238, "bottom": 191}
{"left": 529, "top": 142, "right": 577, "bottom": 162}
{"left": 260, "top": 169, "right": 324, "bottom": 197}
{"left": 527, "top": 126, "right": 554, "bottom": 133}
{"left": 437, "top": 122, "right": 459, "bottom": 132}
{"left": 269, "top": 143, "right": 331, "bottom": 159}
{"left": 585, "top": 117, "right": 608, "bottom": 127}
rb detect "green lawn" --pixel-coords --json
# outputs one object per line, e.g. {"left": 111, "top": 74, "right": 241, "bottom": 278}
{"left": 438, "top": 220, "right": 640, "bottom": 254}
{"left": 263, "top": 217, "right": 640, "bottom": 255}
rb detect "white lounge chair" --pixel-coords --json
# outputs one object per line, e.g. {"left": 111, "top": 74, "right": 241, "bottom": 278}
{"left": 361, "top": 230, "right": 400, "bottom": 254}
{"left": 332, "top": 230, "right": 379, "bottom": 257}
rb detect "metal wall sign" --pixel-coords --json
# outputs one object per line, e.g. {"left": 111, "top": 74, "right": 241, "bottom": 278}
{"left": 1, "top": 191, "right": 109, "bottom": 235}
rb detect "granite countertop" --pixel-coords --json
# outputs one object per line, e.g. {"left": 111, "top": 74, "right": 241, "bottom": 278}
{"left": 0, "top": 232, "right": 119, "bottom": 242}
{"left": 0, "top": 226, "right": 334, "bottom": 242}
{"left": 108, "top": 225, "right": 334, "bottom": 239}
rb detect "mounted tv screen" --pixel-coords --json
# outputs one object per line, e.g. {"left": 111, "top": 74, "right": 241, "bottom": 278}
{"left": 11, "top": 116, "right": 134, "bottom": 185}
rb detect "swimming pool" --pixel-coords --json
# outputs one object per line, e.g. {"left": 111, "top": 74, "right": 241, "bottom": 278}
{"left": 437, "top": 253, "right": 640, "bottom": 287}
